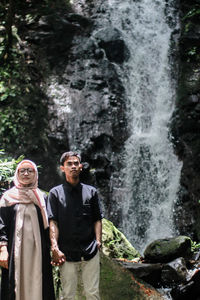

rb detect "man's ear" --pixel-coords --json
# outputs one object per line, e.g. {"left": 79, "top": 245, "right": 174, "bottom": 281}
{"left": 80, "top": 163, "right": 83, "bottom": 171}
{"left": 60, "top": 165, "right": 65, "bottom": 172}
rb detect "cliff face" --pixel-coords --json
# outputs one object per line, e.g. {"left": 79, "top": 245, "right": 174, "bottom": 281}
{"left": 171, "top": 0, "right": 200, "bottom": 239}
{"left": 16, "top": 1, "right": 128, "bottom": 219}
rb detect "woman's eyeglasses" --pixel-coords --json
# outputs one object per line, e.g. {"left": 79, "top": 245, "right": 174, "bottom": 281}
{"left": 18, "top": 168, "right": 35, "bottom": 174}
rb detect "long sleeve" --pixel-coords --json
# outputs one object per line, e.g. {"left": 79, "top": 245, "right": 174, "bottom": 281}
{"left": 0, "top": 206, "right": 9, "bottom": 246}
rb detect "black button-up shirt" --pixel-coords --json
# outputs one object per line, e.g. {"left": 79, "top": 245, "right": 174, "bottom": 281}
{"left": 47, "top": 181, "right": 103, "bottom": 261}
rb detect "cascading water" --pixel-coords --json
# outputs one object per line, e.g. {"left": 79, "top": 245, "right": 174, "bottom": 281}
{"left": 106, "top": 0, "right": 182, "bottom": 253}
{"left": 45, "top": 0, "right": 182, "bottom": 255}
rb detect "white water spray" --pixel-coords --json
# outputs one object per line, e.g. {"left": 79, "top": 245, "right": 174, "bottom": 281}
{"left": 107, "top": 0, "right": 182, "bottom": 252}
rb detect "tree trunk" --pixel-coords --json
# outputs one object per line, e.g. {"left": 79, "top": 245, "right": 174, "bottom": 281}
{"left": 2, "top": 0, "right": 15, "bottom": 62}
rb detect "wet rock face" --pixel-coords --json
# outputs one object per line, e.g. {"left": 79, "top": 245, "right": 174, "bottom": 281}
{"left": 171, "top": 0, "right": 200, "bottom": 240}
{"left": 47, "top": 26, "right": 128, "bottom": 216}
{"left": 20, "top": 3, "right": 128, "bottom": 217}
{"left": 95, "top": 28, "right": 130, "bottom": 63}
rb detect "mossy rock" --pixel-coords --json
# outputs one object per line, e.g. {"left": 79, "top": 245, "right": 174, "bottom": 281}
{"left": 144, "top": 236, "right": 192, "bottom": 263}
{"left": 75, "top": 253, "right": 165, "bottom": 300}
{"left": 102, "top": 218, "right": 141, "bottom": 260}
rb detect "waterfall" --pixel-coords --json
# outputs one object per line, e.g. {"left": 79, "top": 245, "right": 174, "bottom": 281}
{"left": 44, "top": 0, "right": 182, "bottom": 254}
{"left": 106, "top": 0, "right": 182, "bottom": 253}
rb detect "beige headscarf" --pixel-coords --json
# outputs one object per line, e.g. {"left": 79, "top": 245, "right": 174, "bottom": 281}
{"left": 0, "top": 159, "right": 48, "bottom": 229}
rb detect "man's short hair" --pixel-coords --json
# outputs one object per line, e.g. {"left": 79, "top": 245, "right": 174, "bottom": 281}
{"left": 60, "top": 151, "right": 81, "bottom": 166}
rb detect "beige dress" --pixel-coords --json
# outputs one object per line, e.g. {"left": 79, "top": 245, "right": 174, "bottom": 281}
{"left": 15, "top": 204, "right": 43, "bottom": 300}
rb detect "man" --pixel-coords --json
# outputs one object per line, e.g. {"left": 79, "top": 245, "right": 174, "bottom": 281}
{"left": 47, "top": 151, "right": 103, "bottom": 300}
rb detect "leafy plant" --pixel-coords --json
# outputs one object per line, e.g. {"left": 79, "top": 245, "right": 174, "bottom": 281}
{"left": 52, "top": 265, "right": 61, "bottom": 299}
{"left": 191, "top": 240, "right": 200, "bottom": 252}
{"left": 182, "top": 7, "right": 200, "bottom": 21}
{"left": 0, "top": 150, "right": 24, "bottom": 195}
{"left": 186, "top": 46, "right": 200, "bottom": 63}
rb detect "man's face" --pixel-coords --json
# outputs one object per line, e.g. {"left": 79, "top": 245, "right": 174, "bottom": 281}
{"left": 60, "top": 156, "right": 82, "bottom": 180}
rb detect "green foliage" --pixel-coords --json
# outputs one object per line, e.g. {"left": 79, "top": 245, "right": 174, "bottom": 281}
{"left": 52, "top": 266, "right": 61, "bottom": 299}
{"left": 0, "top": 61, "right": 21, "bottom": 100}
{"left": 191, "top": 240, "right": 200, "bottom": 252}
{"left": 182, "top": 6, "right": 200, "bottom": 20}
{"left": 0, "top": 1, "right": 53, "bottom": 154}
{"left": 186, "top": 46, "right": 200, "bottom": 63}
{"left": 188, "top": 47, "right": 197, "bottom": 56}
{"left": 102, "top": 219, "right": 141, "bottom": 260}
{"left": 0, "top": 44, "right": 32, "bottom": 149}
{"left": 0, "top": 51, "right": 49, "bottom": 153}
{"left": 182, "top": 4, "right": 200, "bottom": 36}
{"left": 0, "top": 150, "right": 24, "bottom": 195}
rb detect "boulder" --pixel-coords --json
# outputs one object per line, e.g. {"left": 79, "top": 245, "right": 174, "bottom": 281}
{"left": 117, "top": 260, "right": 163, "bottom": 287}
{"left": 74, "top": 253, "right": 166, "bottom": 299}
{"left": 99, "top": 253, "right": 165, "bottom": 300}
{"left": 144, "top": 236, "right": 192, "bottom": 263}
{"left": 161, "top": 257, "right": 188, "bottom": 286}
{"left": 102, "top": 218, "right": 141, "bottom": 259}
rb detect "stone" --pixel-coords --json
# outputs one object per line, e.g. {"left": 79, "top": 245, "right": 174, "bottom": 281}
{"left": 144, "top": 236, "right": 192, "bottom": 263}
{"left": 161, "top": 257, "right": 188, "bottom": 286}
{"left": 102, "top": 218, "right": 141, "bottom": 259}
{"left": 117, "top": 260, "right": 163, "bottom": 287}
{"left": 94, "top": 27, "right": 130, "bottom": 63}
{"left": 171, "top": 0, "right": 200, "bottom": 240}
{"left": 170, "top": 268, "right": 200, "bottom": 300}
{"left": 99, "top": 253, "right": 165, "bottom": 300}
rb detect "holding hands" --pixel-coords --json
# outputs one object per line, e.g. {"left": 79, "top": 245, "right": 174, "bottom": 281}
{"left": 51, "top": 247, "right": 66, "bottom": 266}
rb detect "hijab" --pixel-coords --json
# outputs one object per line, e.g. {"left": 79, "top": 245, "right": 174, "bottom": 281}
{"left": 0, "top": 159, "right": 48, "bottom": 229}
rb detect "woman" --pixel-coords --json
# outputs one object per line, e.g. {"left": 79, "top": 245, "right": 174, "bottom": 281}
{"left": 0, "top": 159, "right": 55, "bottom": 300}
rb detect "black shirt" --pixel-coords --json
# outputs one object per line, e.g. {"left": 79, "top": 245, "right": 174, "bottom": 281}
{"left": 47, "top": 181, "right": 103, "bottom": 261}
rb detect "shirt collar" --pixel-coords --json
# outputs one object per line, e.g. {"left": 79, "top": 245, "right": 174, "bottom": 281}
{"left": 64, "top": 181, "right": 82, "bottom": 192}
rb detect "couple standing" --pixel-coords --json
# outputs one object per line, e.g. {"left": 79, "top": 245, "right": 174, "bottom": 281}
{"left": 0, "top": 151, "right": 103, "bottom": 300}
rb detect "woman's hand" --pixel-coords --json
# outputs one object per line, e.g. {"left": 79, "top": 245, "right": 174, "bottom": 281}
{"left": 51, "top": 247, "right": 66, "bottom": 266}
{"left": 0, "top": 246, "right": 9, "bottom": 269}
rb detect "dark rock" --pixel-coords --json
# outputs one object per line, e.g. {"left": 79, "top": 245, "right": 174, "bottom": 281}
{"left": 171, "top": 281, "right": 195, "bottom": 300}
{"left": 171, "top": 0, "right": 200, "bottom": 240}
{"left": 70, "top": 79, "right": 85, "bottom": 90}
{"left": 171, "top": 269, "right": 200, "bottom": 300}
{"left": 118, "top": 261, "right": 163, "bottom": 287}
{"left": 144, "top": 236, "right": 192, "bottom": 263}
{"left": 94, "top": 28, "right": 130, "bottom": 63}
{"left": 99, "top": 39, "right": 130, "bottom": 63}
{"left": 161, "top": 257, "right": 188, "bottom": 286}
{"left": 66, "top": 13, "right": 93, "bottom": 27}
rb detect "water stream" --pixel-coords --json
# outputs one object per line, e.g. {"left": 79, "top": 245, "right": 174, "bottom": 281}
{"left": 46, "top": 0, "right": 182, "bottom": 256}
{"left": 106, "top": 0, "right": 182, "bottom": 253}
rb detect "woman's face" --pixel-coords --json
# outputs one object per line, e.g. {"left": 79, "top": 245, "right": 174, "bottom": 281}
{"left": 18, "top": 162, "right": 36, "bottom": 186}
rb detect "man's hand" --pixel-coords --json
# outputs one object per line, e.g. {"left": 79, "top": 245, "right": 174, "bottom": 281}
{"left": 97, "top": 240, "right": 102, "bottom": 250}
{"left": 0, "top": 246, "right": 8, "bottom": 269}
{"left": 51, "top": 247, "right": 66, "bottom": 266}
